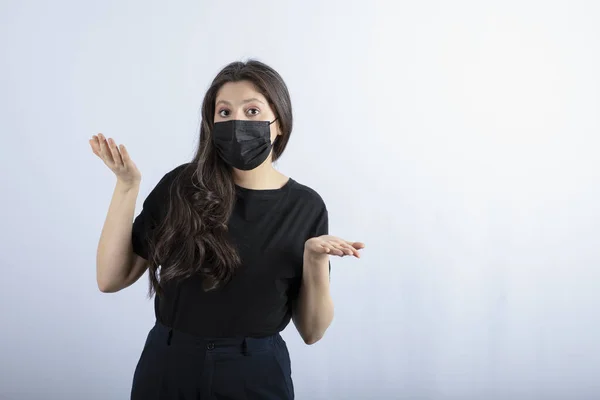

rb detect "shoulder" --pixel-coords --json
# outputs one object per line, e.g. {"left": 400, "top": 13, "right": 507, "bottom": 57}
{"left": 150, "top": 163, "right": 192, "bottom": 192}
{"left": 157, "top": 163, "right": 192, "bottom": 186}
{"left": 142, "top": 163, "right": 192, "bottom": 208}
{"left": 287, "top": 179, "right": 329, "bottom": 236}
{"left": 288, "top": 179, "right": 327, "bottom": 211}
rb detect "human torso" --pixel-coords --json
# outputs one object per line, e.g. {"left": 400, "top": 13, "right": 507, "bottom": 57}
{"left": 153, "top": 170, "right": 327, "bottom": 338}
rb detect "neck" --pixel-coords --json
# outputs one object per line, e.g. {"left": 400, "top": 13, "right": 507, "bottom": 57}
{"left": 232, "top": 162, "right": 287, "bottom": 190}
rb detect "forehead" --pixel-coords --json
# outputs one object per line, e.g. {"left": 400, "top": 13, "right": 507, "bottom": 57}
{"left": 215, "top": 80, "right": 268, "bottom": 104}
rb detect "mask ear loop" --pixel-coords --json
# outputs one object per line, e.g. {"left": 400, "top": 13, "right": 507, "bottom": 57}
{"left": 269, "top": 117, "right": 281, "bottom": 147}
{"left": 269, "top": 118, "right": 281, "bottom": 145}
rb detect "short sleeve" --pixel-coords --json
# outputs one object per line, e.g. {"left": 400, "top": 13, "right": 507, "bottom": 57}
{"left": 132, "top": 165, "right": 183, "bottom": 260}
{"left": 309, "top": 205, "right": 331, "bottom": 276}
{"left": 131, "top": 195, "right": 157, "bottom": 260}
{"left": 310, "top": 206, "right": 328, "bottom": 237}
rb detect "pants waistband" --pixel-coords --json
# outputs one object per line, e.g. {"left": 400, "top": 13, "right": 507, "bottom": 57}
{"left": 150, "top": 321, "right": 280, "bottom": 354}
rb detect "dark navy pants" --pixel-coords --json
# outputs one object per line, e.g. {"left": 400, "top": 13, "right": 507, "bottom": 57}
{"left": 131, "top": 322, "right": 294, "bottom": 399}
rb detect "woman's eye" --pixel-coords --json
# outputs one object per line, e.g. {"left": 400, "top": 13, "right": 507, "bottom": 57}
{"left": 247, "top": 108, "right": 260, "bottom": 116}
{"left": 218, "top": 109, "right": 230, "bottom": 117}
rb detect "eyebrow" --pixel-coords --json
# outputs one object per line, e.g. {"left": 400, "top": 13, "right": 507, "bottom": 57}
{"left": 216, "top": 98, "right": 266, "bottom": 106}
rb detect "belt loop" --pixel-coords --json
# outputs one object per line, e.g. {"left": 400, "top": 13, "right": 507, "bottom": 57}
{"left": 242, "top": 338, "right": 249, "bottom": 356}
{"left": 167, "top": 282, "right": 181, "bottom": 347}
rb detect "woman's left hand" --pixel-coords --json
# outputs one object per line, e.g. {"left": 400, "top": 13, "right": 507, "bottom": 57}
{"left": 304, "top": 235, "right": 365, "bottom": 259}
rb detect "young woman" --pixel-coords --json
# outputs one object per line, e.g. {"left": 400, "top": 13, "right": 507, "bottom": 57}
{"left": 90, "top": 60, "right": 365, "bottom": 400}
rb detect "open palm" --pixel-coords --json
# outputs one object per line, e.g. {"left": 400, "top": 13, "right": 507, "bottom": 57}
{"left": 89, "top": 133, "right": 141, "bottom": 185}
{"left": 305, "top": 235, "right": 365, "bottom": 258}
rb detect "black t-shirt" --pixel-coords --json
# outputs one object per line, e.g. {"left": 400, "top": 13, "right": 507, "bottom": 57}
{"left": 132, "top": 164, "right": 329, "bottom": 338}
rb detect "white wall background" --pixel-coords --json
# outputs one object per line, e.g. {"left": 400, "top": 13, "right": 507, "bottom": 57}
{"left": 1, "top": 0, "right": 599, "bottom": 399}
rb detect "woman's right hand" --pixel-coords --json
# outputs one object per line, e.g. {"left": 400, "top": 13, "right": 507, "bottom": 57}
{"left": 89, "top": 133, "right": 141, "bottom": 187}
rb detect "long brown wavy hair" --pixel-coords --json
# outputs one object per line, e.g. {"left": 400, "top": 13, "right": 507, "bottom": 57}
{"left": 146, "top": 60, "right": 293, "bottom": 294}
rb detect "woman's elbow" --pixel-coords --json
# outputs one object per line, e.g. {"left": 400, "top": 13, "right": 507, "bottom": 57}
{"left": 96, "top": 269, "right": 126, "bottom": 293}
{"left": 301, "top": 327, "right": 330, "bottom": 345}
{"left": 303, "top": 334, "right": 324, "bottom": 345}
{"left": 97, "top": 278, "right": 122, "bottom": 293}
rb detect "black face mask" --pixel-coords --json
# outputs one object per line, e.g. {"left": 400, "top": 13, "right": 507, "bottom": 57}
{"left": 212, "top": 119, "right": 277, "bottom": 170}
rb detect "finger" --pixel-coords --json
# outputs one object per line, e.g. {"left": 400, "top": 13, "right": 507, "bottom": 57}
{"left": 326, "top": 243, "right": 346, "bottom": 257}
{"left": 119, "top": 144, "right": 132, "bottom": 165}
{"left": 349, "top": 241, "right": 366, "bottom": 250}
{"left": 97, "top": 134, "right": 114, "bottom": 164}
{"left": 89, "top": 136, "right": 101, "bottom": 156}
{"left": 329, "top": 240, "right": 354, "bottom": 255}
{"left": 338, "top": 243, "right": 355, "bottom": 256}
{"left": 342, "top": 241, "right": 365, "bottom": 257}
{"left": 345, "top": 245, "right": 361, "bottom": 258}
{"left": 342, "top": 240, "right": 365, "bottom": 249}
{"left": 334, "top": 241, "right": 361, "bottom": 258}
{"left": 320, "top": 243, "right": 340, "bottom": 255}
{"left": 107, "top": 138, "right": 124, "bottom": 167}
{"left": 320, "top": 243, "right": 341, "bottom": 256}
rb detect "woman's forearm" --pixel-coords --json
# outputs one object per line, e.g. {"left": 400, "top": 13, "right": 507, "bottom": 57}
{"left": 293, "top": 252, "right": 334, "bottom": 344}
{"left": 96, "top": 180, "right": 141, "bottom": 292}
